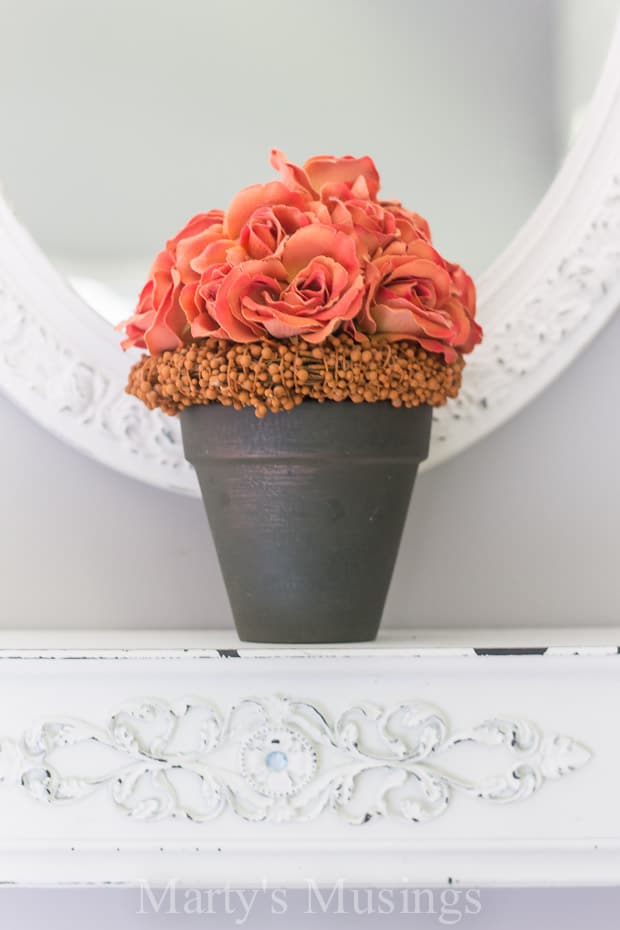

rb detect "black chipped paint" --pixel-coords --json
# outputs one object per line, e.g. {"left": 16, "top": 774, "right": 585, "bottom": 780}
{"left": 473, "top": 647, "right": 548, "bottom": 656}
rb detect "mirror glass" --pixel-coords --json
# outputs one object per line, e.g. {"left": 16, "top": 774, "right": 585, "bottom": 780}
{"left": 1, "top": 0, "right": 618, "bottom": 325}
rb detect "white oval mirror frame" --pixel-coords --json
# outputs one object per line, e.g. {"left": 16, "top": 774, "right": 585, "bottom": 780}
{"left": 1, "top": 22, "right": 619, "bottom": 497}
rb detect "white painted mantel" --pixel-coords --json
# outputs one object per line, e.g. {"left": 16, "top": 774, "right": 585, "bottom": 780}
{"left": 0, "top": 629, "right": 618, "bottom": 888}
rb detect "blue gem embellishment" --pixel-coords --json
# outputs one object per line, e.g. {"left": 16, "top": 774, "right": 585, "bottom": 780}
{"left": 265, "top": 750, "right": 288, "bottom": 772}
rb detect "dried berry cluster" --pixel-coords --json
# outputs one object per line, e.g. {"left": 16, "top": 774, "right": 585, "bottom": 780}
{"left": 126, "top": 334, "right": 464, "bottom": 417}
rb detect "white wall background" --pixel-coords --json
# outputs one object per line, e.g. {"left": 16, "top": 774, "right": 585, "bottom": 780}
{"left": 1, "top": 307, "right": 619, "bottom": 630}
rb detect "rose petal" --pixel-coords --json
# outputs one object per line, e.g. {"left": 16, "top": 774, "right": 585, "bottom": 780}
{"left": 304, "top": 154, "right": 380, "bottom": 200}
{"left": 225, "top": 181, "right": 309, "bottom": 238}
{"left": 166, "top": 211, "right": 225, "bottom": 250}
{"left": 270, "top": 149, "right": 316, "bottom": 195}
{"left": 282, "top": 226, "right": 359, "bottom": 277}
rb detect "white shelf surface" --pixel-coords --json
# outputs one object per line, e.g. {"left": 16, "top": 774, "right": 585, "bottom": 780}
{"left": 0, "top": 626, "right": 618, "bottom": 654}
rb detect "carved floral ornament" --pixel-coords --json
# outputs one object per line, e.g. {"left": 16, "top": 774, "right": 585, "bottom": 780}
{"left": 0, "top": 696, "right": 590, "bottom": 824}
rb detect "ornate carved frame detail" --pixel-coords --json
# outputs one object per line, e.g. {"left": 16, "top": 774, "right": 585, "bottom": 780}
{"left": 0, "top": 696, "right": 590, "bottom": 825}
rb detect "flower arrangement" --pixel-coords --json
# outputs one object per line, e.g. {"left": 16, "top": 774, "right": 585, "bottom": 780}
{"left": 121, "top": 150, "right": 482, "bottom": 417}
{"left": 118, "top": 151, "right": 483, "bottom": 642}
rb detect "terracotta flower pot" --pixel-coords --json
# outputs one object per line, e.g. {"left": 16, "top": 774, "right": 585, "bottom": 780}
{"left": 181, "top": 402, "right": 432, "bottom": 643}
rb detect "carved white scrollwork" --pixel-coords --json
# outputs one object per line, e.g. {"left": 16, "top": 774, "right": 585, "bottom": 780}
{"left": 0, "top": 696, "right": 591, "bottom": 825}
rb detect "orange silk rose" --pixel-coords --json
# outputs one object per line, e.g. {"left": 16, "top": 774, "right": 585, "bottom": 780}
{"left": 120, "top": 210, "right": 230, "bottom": 353}
{"left": 359, "top": 242, "right": 482, "bottom": 362}
{"left": 120, "top": 151, "right": 481, "bottom": 361}
{"left": 239, "top": 204, "right": 312, "bottom": 259}
{"left": 212, "top": 226, "right": 364, "bottom": 343}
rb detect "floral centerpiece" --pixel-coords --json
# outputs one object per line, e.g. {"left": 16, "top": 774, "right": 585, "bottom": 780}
{"left": 120, "top": 151, "right": 482, "bottom": 643}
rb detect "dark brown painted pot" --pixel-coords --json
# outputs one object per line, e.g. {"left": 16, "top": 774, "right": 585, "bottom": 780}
{"left": 180, "top": 402, "right": 432, "bottom": 643}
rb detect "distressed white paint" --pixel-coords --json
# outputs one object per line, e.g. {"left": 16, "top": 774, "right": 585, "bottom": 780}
{"left": 0, "top": 636, "right": 617, "bottom": 886}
